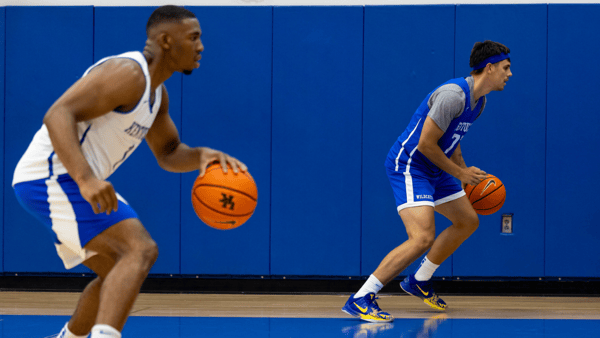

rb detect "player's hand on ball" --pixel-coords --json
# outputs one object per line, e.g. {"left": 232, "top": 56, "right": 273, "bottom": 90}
{"left": 197, "top": 147, "right": 247, "bottom": 177}
{"left": 459, "top": 166, "right": 488, "bottom": 186}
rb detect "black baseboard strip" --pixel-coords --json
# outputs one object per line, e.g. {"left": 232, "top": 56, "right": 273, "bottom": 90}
{"left": 1, "top": 276, "right": 599, "bottom": 296}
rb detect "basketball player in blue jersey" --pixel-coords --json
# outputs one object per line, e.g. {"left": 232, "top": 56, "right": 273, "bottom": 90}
{"left": 343, "top": 40, "right": 512, "bottom": 322}
{"left": 12, "top": 6, "right": 246, "bottom": 338}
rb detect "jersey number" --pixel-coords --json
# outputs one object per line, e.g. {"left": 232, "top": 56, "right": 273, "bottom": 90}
{"left": 113, "top": 145, "right": 136, "bottom": 169}
{"left": 444, "top": 134, "right": 463, "bottom": 154}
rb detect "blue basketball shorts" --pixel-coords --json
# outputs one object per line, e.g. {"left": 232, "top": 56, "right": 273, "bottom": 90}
{"left": 386, "top": 164, "right": 465, "bottom": 213}
{"left": 13, "top": 174, "right": 138, "bottom": 269}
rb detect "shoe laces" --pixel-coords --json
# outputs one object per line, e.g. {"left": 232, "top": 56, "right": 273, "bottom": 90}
{"left": 368, "top": 295, "right": 383, "bottom": 311}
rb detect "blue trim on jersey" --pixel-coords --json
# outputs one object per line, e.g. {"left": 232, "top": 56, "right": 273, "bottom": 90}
{"left": 88, "top": 55, "right": 147, "bottom": 115}
{"left": 46, "top": 124, "right": 92, "bottom": 179}
{"left": 47, "top": 151, "right": 55, "bottom": 178}
{"left": 112, "top": 144, "right": 135, "bottom": 170}
{"left": 148, "top": 86, "right": 158, "bottom": 114}
{"left": 80, "top": 124, "right": 92, "bottom": 143}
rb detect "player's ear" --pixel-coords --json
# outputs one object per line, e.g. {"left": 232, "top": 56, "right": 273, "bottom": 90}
{"left": 158, "top": 32, "right": 172, "bottom": 50}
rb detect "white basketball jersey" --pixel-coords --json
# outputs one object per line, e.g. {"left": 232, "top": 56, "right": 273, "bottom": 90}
{"left": 13, "top": 51, "right": 162, "bottom": 185}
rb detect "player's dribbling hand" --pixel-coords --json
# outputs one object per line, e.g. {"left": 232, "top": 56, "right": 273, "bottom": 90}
{"left": 459, "top": 166, "right": 488, "bottom": 187}
{"left": 79, "top": 177, "right": 119, "bottom": 215}
{"left": 197, "top": 147, "right": 248, "bottom": 177}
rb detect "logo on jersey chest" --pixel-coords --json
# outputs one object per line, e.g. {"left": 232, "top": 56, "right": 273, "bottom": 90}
{"left": 455, "top": 122, "right": 472, "bottom": 133}
{"left": 124, "top": 122, "right": 150, "bottom": 140}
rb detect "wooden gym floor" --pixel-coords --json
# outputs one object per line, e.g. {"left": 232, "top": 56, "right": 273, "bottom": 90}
{"left": 1, "top": 292, "right": 599, "bottom": 337}
{"left": 1, "top": 292, "right": 599, "bottom": 319}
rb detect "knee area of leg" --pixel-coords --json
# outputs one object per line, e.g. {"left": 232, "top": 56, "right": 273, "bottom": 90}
{"left": 459, "top": 217, "right": 479, "bottom": 232}
{"left": 143, "top": 242, "right": 159, "bottom": 264}
{"left": 133, "top": 241, "right": 159, "bottom": 265}
{"left": 414, "top": 235, "right": 435, "bottom": 250}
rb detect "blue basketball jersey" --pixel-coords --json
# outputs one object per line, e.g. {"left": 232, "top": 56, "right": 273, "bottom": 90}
{"left": 386, "top": 77, "right": 483, "bottom": 177}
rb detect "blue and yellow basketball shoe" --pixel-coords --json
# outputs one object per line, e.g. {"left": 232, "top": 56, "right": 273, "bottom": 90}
{"left": 400, "top": 274, "right": 447, "bottom": 310}
{"left": 342, "top": 293, "right": 394, "bottom": 323}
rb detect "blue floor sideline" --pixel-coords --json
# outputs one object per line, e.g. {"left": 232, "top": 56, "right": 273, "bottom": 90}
{"left": 1, "top": 315, "right": 599, "bottom": 338}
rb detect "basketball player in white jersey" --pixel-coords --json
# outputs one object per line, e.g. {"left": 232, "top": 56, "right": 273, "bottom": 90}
{"left": 12, "top": 6, "right": 246, "bottom": 338}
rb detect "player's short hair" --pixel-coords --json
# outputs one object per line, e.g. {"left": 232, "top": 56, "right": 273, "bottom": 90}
{"left": 469, "top": 41, "right": 511, "bottom": 74}
{"left": 146, "top": 5, "right": 197, "bottom": 35}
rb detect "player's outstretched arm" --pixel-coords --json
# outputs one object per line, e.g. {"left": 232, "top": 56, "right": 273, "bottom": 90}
{"left": 43, "top": 58, "right": 146, "bottom": 214}
{"left": 418, "top": 117, "right": 486, "bottom": 186}
{"left": 145, "top": 85, "right": 247, "bottom": 177}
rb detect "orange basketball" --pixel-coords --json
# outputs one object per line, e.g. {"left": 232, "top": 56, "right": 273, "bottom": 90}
{"left": 464, "top": 174, "right": 506, "bottom": 215}
{"left": 192, "top": 163, "right": 258, "bottom": 230}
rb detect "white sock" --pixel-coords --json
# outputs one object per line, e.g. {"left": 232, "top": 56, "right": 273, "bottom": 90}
{"left": 58, "top": 322, "right": 88, "bottom": 338}
{"left": 90, "top": 324, "right": 121, "bottom": 338}
{"left": 355, "top": 274, "right": 384, "bottom": 298}
{"left": 414, "top": 256, "right": 440, "bottom": 281}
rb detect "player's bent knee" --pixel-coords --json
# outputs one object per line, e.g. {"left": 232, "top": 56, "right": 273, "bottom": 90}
{"left": 134, "top": 241, "right": 159, "bottom": 272}
{"left": 147, "top": 242, "right": 159, "bottom": 265}
{"left": 413, "top": 234, "right": 435, "bottom": 251}
{"left": 456, "top": 216, "right": 479, "bottom": 233}
{"left": 468, "top": 215, "right": 480, "bottom": 230}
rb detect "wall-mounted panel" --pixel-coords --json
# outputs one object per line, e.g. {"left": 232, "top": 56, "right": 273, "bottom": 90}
{"left": 4, "top": 6, "right": 93, "bottom": 273}
{"left": 94, "top": 6, "right": 181, "bottom": 275}
{"left": 180, "top": 7, "right": 272, "bottom": 275}
{"left": 271, "top": 6, "right": 363, "bottom": 276}
{"left": 454, "top": 4, "right": 546, "bottom": 277}
{"left": 546, "top": 4, "right": 600, "bottom": 277}
{"left": 363, "top": 5, "right": 455, "bottom": 278}
{"left": 0, "top": 7, "right": 5, "bottom": 273}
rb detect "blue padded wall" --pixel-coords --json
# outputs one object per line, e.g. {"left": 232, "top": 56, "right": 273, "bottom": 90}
{"left": 362, "top": 5, "right": 455, "bottom": 278}
{"left": 4, "top": 7, "right": 94, "bottom": 273}
{"left": 94, "top": 7, "right": 181, "bottom": 275}
{"left": 2, "top": 4, "right": 599, "bottom": 280}
{"left": 546, "top": 4, "right": 600, "bottom": 277}
{"left": 271, "top": 7, "right": 363, "bottom": 276}
{"left": 453, "top": 5, "right": 546, "bottom": 277}
{"left": 180, "top": 7, "right": 272, "bottom": 275}
{"left": 0, "top": 7, "right": 4, "bottom": 273}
